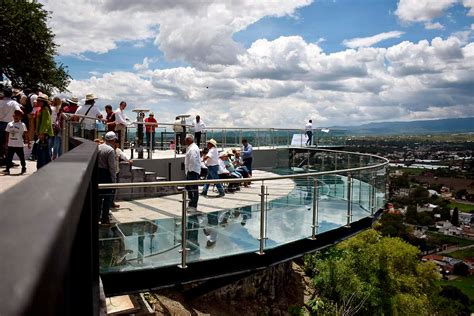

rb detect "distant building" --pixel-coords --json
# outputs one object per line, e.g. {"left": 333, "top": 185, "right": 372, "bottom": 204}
{"left": 422, "top": 255, "right": 473, "bottom": 275}
{"left": 459, "top": 212, "right": 474, "bottom": 226}
{"left": 417, "top": 203, "right": 438, "bottom": 213}
{"left": 436, "top": 220, "right": 462, "bottom": 236}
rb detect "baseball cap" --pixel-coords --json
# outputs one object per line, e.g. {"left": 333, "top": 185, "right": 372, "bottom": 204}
{"left": 105, "top": 131, "right": 117, "bottom": 141}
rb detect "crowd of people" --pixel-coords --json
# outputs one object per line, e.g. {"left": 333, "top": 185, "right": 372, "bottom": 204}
{"left": 0, "top": 86, "right": 161, "bottom": 175}
{"left": 185, "top": 135, "right": 253, "bottom": 208}
{"left": 0, "top": 86, "right": 68, "bottom": 174}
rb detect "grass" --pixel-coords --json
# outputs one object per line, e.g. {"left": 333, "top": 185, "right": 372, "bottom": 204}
{"left": 447, "top": 248, "right": 474, "bottom": 260}
{"left": 449, "top": 201, "right": 474, "bottom": 213}
{"left": 426, "top": 231, "right": 474, "bottom": 247}
{"left": 436, "top": 275, "right": 474, "bottom": 303}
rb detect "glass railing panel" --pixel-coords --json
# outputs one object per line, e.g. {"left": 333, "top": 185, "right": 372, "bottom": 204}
{"left": 264, "top": 176, "right": 314, "bottom": 247}
{"left": 99, "top": 217, "right": 182, "bottom": 273}
{"left": 186, "top": 206, "right": 261, "bottom": 263}
{"left": 97, "top": 148, "right": 389, "bottom": 272}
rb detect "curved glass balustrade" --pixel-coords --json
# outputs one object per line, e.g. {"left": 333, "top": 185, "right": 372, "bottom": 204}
{"left": 98, "top": 148, "right": 388, "bottom": 273}
{"left": 62, "top": 115, "right": 346, "bottom": 154}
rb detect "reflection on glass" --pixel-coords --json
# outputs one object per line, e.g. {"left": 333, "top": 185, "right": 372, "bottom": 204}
{"left": 99, "top": 155, "right": 385, "bottom": 272}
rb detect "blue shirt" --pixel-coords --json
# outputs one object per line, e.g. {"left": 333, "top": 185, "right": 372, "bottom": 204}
{"left": 241, "top": 143, "right": 253, "bottom": 160}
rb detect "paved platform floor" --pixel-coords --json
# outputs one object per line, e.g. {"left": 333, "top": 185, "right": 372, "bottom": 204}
{"left": 111, "top": 170, "right": 295, "bottom": 223}
{"left": 0, "top": 160, "right": 38, "bottom": 194}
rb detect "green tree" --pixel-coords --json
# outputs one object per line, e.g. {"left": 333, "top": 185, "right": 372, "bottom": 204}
{"left": 433, "top": 285, "right": 471, "bottom": 316}
{"left": 304, "top": 230, "right": 439, "bottom": 315}
{"left": 411, "top": 186, "right": 430, "bottom": 204}
{"left": 0, "top": 0, "right": 70, "bottom": 92}
{"left": 405, "top": 204, "right": 418, "bottom": 224}
{"left": 451, "top": 207, "right": 459, "bottom": 226}
{"left": 377, "top": 213, "right": 407, "bottom": 238}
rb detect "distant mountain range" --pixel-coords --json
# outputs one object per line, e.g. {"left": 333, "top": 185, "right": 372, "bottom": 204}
{"left": 333, "top": 117, "right": 474, "bottom": 135}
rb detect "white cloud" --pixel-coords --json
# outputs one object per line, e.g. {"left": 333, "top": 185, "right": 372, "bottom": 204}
{"left": 395, "top": 0, "right": 474, "bottom": 23}
{"left": 41, "top": 0, "right": 312, "bottom": 67}
{"left": 424, "top": 21, "right": 444, "bottom": 30}
{"left": 395, "top": 0, "right": 458, "bottom": 23}
{"left": 64, "top": 36, "right": 474, "bottom": 127}
{"left": 343, "top": 31, "right": 405, "bottom": 49}
{"left": 463, "top": 0, "right": 474, "bottom": 15}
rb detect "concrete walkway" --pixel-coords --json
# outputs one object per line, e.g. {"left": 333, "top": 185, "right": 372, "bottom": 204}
{"left": 111, "top": 170, "right": 295, "bottom": 223}
{"left": 0, "top": 160, "right": 38, "bottom": 194}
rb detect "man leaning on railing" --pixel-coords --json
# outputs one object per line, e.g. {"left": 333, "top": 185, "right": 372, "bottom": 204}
{"left": 73, "top": 93, "right": 103, "bottom": 140}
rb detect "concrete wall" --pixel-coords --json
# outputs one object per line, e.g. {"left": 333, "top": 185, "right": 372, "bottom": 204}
{"left": 133, "top": 147, "right": 289, "bottom": 180}
{"left": 134, "top": 157, "right": 186, "bottom": 181}
{"left": 252, "top": 148, "right": 283, "bottom": 170}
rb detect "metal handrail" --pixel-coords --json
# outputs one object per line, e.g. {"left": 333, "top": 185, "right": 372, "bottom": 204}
{"left": 99, "top": 149, "right": 389, "bottom": 189}
{"left": 63, "top": 114, "right": 345, "bottom": 131}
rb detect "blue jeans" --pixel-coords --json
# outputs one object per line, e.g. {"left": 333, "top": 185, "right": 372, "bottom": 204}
{"left": 146, "top": 131, "right": 155, "bottom": 150}
{"left": 306, "top": 131, "right": 313, "bottom": 146}
{"left": 53, "top": 135, "right": 62, "bottom": 158}
{"left": 243, "top": 157, "right": 253, "bottom": 176}
{"left": 186, "top": 171, "right": 200, "bottom": 207}
{"left": 202, "top": 165, "right": 224, "bottom": 194}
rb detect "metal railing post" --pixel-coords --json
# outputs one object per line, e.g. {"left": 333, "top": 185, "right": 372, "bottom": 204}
{"left": 258, "top": 182, "right": 267, "bottom": 255}
{"left": 174, "top": 131, "right": 177, "bottom": 159}
{"left": 62, "top": 119, "right": 69, "bottom": 153}
{"left": 371, "top": 173, "right": 377, "bottom": 216}
{"left": 178, "top": 190, "right": 188, "bottom": 268}
{"left": 256, "top": 129, "right": 260, "bottom": 149}
{"left": 311, "top": 176, "right": 319, "bottom": 240}
{"left": 334, "top": 153, "right": 338, "bottom": 195}
{"left": 359, "top": 156, "right": 363, "bottom": 205}
{"left": 346, "top": 173, "right": 353, "bottom": 227}
{"left": 222, "top": 129, "right": 225, "bottom": 151}
{"left": 300, "top": 129, "right": 303, "bottom": 147}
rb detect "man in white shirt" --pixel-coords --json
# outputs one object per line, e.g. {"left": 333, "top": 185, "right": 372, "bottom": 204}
{"left": 184, "top": 134, "right": 201, "bottom": 209}
{"left": 114, "top": 101, "right": 129, "bottom": 149}
{"left": 201, "top": 139, "right": 225, "bottom": 197}
{"left": 74, "top": 93, "right": 103, "bottom": 140}
{"left": 193, "top": 115, "right": 206, "bottom": 148}
{"left": 0, "top": 88, "right": 22, "bottom": 160}
{"left": 305, "top": 119, "right": 313, "bottom": 146}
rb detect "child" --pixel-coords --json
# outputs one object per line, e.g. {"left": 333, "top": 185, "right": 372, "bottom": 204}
{"left": 3, "top": 110, "right": 30, "bottom": 175}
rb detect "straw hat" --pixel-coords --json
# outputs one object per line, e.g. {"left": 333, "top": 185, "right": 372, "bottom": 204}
{"left": 67, "top": 96, "right": 79, "bottom": 104}
{"left": 37, "top": 92, "right": 50, "bottom": 102}
{"left": 207, "top": 139, "right": 217, "bottom": 147}
{"left": 219, "top": 151, "right": 228, "bottom": 158}
{"left": 84, "top": 93, "right": 98, "bottom": 101}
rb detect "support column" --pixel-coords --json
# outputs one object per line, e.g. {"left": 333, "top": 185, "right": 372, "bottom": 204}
{"left": 346, "top": 173, "right": 353, "bottom": 227}
{"left": 178, "top": 190, "right": 188, "bottom": 268}
{"left": 258, "top": 182, "right": 268, "bottom": 255}
{"left": 311, "top": 177, "right": 319, "bottom": 240}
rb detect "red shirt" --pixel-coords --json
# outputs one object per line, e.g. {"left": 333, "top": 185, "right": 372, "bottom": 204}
{"left": 63, "top": 104, "right": 78, "bottom": 114}
{"left": 145, "top": 117, "right": 157, "bottom": 132}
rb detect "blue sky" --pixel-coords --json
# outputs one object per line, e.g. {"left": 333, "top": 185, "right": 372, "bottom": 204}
{"left": 44, "top": 0, "right": 474, "bottom": 127}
